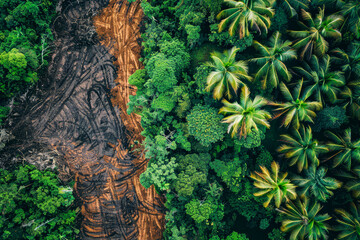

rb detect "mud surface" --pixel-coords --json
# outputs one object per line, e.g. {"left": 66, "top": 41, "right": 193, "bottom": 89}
{"left": 9, "top": 0, "right": 164, "bottom": 239}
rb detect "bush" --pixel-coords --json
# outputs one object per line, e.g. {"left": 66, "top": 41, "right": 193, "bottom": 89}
{"left": 0, "top": 106, "right": 9, "bottom": 125}
{"left": 187, "top": 105, "right": 227, "bottom": 146}
{"left": 128, "top": 69, "right": 147, "bottom": 90}
{"left": 0, "top": 0, "right": 56, "bottom": 99}
{"left": 0, "top": 164, "right": 79, "bottom": 239}
{"left": 313, "top": 106, "right": 348, "bottom": 132}
{"left": 268, "top": 228, "right": 286, "bottom": 240}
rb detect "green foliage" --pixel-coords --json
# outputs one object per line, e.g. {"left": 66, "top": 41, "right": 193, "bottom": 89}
{"left": 255, "top": 147, "right": 273, "bottom": 169}
{"left": 140, "top": 157, "right": 177, "bottom": 191}
{"left": 0, "top": 0, "right": 56, "bottom": 99}
{"left": 174, "top": 165, "right": 207, "bottom": 197}
{"left": 234, "top": 127, "right": 265, "bottom": 149}
{"left": 205, "top": 46, "right": 251, "bottom": 100}
{"left": 128, "top": 69, "right": 147, "bottom": 90}
{"left": 293, "top": 166, "right": 342, "bottom": 202}
{"left": 173, "top": 153, "right": 211, "bottom": 197}
{"left": 251, "top": 32, "right": 296, "bottom": 89}
{"left": 194, "top": 65, "right": 212, "bottom": 94}
{"left": 210, "top": 158, "right": 246, "bottom": 193}
{"left": 185, "top": 199, "right": 223, "bottom": 224}
{"left": 259, "top": 218, "right": 270, "bottom": 230}
{"left": 187, "top": 105, "right": 227, "bottom": 146}
{"left": 0, "top": 106, "right": 9, "bottom": 125}
{"left": 272, "top": 80, "right": 323, "bottom": 129}
{"left": 219, "top": 87, "right": 271, "bottom": 138}
{"left": 289, "top": 7, "right": 343, "bottom": 59}
{"left": 268, "top": 228, "right": 286, "bottom": 240}
{"left": 334, "top": 202, "right": 360, "bottom": 240}
{"left": 224, "top": 232, "right": 249, "bottom": 240}
{"left": 294, "top": 55, "right": 345, "bottom": 104}
{"left": 217, "top": 0, "right": 274, "bottom": 38}
{"left": 250, "top": 161, "right": 297, "bottom": 208}
{"left": 209, "top": 24, "right": 254, "bottom": 50}
{"left": 128, "top": 0, "right": 360, "bottom": 238}
{"left": 146, "top": 53, "right": 178, "bottom": 93}
{"left": 152, "top": 93, "right": 177, "bottom": 112}
{"left": 313, "top": 106, "right": 348, "bottom": 132}
{"left": 326, "top": 128, "right": 360, "bottom": 170}
{"left": 278, "top": 126, "right": 328, "bottom": 172}
{"left": 278, "top": 197, "right": 331, "bottom": 240}
{"left": 159, "top": 39, "right": 190, "bottom": 76}
{"left": 0, "top": 164, "right": 79, "bottom": 239}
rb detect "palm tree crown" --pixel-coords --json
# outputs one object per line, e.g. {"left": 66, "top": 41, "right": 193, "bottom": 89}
{"left": 326, "top": 129, "right": 360, "bottom": 170}
{"left": 278, "top": 126, "right": 328, "bottom": 172}
{"left": 339, "top": 0, "right": 360, "bottom": 39}
{"left": 274, "top": 0, "right": 309, "bottom": 18}
{"left": 335, "top": 202, "right": 360, "bottom": 240}
{"left": 205, "top": 47, "right": 252, "bottom": 100}
{"left": 219, "top": 86, "right": 271, "bottom": 138}
{"left": 217, "top": 0, "right": 274, "bottom": 39}
{"left": 271, "top": 80, "right": 322, "bottom": 129}
{"left": 294, "top": 55, "right": 345, "bottom": 104}
{"left": 252, "top": 32, "right": 297, "bottom": 89}
{"left": 340, "top": 79, "right": 360, "bottom": 120}
{"left": 277, "top": 197, "right": 331, "bottom": 240}
{"left": 289, "top": 7, "right": 343, "bottom": 59}
{"left": 332, "top": 42, "right": 360, "bottom": 79}
{"left": 293, "top": 166, "right": 342, "bottom": 202}
{"left": 250, "top": 161, "right": 297, "bottom": 207}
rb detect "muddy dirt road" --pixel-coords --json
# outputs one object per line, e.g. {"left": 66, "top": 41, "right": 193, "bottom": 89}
{"left": 11, "top": 0, "right": 164, "bottom": 239}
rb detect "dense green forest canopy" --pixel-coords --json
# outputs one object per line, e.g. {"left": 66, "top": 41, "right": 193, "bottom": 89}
{"left": 0, "top": 0, "right": 57, "bottom": 124}
{"left": 0, "top": 1, "right": 80, "bottom": 239}
{"left": 130, "top": 0, "right": 360, "bottom": 239}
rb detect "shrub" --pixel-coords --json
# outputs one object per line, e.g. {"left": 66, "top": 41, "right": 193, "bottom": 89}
{"left": 313, "top": 106, "right": 348, "bottom": 132}
{"left": 187, "top": 105, "right": 227, "bottom": 146}
{"left": 0, "top": 164, "right": 79, "bottom": 239}
{"left": 128, "top": 69, "right": 147, "bottom": 90}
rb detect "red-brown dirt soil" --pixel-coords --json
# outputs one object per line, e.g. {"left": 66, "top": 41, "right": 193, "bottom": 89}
{"left": 93, "top": 0, "right": 165, "bottom": 239}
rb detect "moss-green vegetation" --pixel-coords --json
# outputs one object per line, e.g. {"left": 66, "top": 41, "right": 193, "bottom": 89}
{"left": 0, "top": 164, "right": 79, "bottom": 239}
{"left": 131, "top": 0, "right": 360, "bottom": 239}
{"left": 0, "top": 0, "right": 57, "bottom": 125}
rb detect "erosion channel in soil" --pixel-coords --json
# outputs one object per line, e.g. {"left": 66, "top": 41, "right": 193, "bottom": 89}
{"left": 8, "top": 0, "right": 164, "bottom": 239}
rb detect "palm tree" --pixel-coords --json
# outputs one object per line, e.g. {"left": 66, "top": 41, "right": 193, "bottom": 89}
{"left": 271, "top": 80, "right": 322, "bottom": 129}
{"left": 343, "top": 165, "right": 360, "bottom": 199}
{"left": 278, "top": 126, "right": 328, "bottom": 172}
{"left": 205, "top": 47, "right": 252, "bottom": 100}
{"left": 332, "top": 42, "right": 360, "bottom": 79}
{"left": 326, "top": 129, "right": 360, "bottom": 170}
{"left": 293, "top": 55, "right": 345, "bottom": 104}
{"left": 338, "top": 0, "right": 360, "bottom": 39}
{"left": 277, "top": 197, "right": 331, "bottom": 240}
{"left": 219, "top": 86, "right": 271, "bottom": 138}
{"left": 251, "top": 32, "right": 297, "bottom": 89}
{"left": 334, "top": 202, "right": 360, "bottom": 240}
{"left": 293, "top": 166, "right": 342, "bottom": 202}
{"left": 273, "top": 0, "right": 309, "bottom": 18}
{"left": 289, "top": 8, "right": 343, "bottom": 59}
{"left": 250, "top": 161, "right": 297, "bottom": 207}
{"left": 340, "top": 79, "right": 360, "bottom": 120}
{"left": 217, "top": 0, "right": 274, "bottom": 39}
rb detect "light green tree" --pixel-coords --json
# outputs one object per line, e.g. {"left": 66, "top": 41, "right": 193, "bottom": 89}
{"left": 205, "top": 47, "right": 252, "bottom": 100}
{"left": 219, "top": 86, "right": 271, "bottom": 138}
{"left": 278, "top": 126, "right": 328, "bottom": 172}
{"left": 251, "top": 32, "right": 297, "bottom": 89}
{"left": 217, "top": 0, "right": 274, "bottom": 39}
{"left": 250, "top": 161, "right": 297, "bottom": 207}
{"left": 289, "top": 8, "right": 343, "bottom": 59}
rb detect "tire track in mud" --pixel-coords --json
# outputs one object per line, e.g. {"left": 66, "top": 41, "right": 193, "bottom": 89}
{"left": 10, "top": 0, "right": 164, "bottom": 239}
